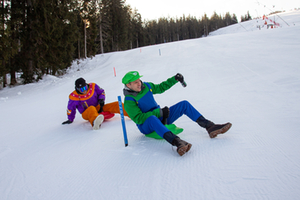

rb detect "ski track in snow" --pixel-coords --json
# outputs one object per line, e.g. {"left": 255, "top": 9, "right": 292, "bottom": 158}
{"left": 1, "top": 10, "right": 300, "bottom": 200}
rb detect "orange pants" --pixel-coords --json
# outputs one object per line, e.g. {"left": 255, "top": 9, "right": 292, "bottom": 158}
{"left": 82, "top": 101, "right": 128, "bottom": 126}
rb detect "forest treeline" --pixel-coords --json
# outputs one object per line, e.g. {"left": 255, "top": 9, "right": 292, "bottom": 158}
{"left": 0, "top": 0, "right": 252, "bottom": 86}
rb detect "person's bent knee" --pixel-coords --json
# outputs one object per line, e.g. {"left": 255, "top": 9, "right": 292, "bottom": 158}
{"left": 145, "top": 115, "right": 160, "bottom": 124}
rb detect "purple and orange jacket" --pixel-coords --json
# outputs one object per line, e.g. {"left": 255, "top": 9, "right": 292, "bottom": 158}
{"left": 67, "top": 83, "right": 105, "bottom": 122}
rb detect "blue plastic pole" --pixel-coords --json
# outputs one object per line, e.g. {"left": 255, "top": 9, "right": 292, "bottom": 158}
{"left": 118, "top": 96, "right": 128, "bottom": 147}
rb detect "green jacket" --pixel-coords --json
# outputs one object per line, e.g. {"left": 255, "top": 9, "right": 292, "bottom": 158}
{"left": 123, "top": 76, "right": 178, "bottom": 125}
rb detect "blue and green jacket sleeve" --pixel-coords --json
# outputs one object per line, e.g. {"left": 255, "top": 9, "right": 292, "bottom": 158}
{"left": 123, "top": 76, "right": 178, "bottom": 125}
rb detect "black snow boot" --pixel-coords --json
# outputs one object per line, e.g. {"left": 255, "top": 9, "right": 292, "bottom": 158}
{"left": 163, "top": 131, "right": 192, "bottom": 156}
{"left": 196, "top": 116, "right": 232, "bottom": 138}
{"left": 196, "top": 115, "right": 212, "bottom": 128}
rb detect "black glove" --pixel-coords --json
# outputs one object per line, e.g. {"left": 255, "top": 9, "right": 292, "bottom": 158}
{"left": 98, "top": 99, "right": 105, "bottom": 113}
{"left": 161, "top": 106, "right": 169, "bottom": 125}
{"left": 175, "top": 73, "right": 187, "bottom": 87}
{"left": 62, "top": 120, "right": 73, "bottom": 125}
{"left": 175, "top": 73, "right": 184, "bottom": 82}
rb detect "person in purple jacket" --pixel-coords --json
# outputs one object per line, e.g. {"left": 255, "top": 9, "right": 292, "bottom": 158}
{"left": 62, "top": 78, "right": 128, "bottom": 130}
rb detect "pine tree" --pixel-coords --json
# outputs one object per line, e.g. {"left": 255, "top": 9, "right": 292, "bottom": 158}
{"left": 232, "top": 14, "right": 238, "bottom": 23}
{"left": 79, "top": 0, "right": 99, "bottom": 58}
{"left": 202, "top": 13, "right": 209, "bottom": 36}
{"left": 9, "top": 0, "right": 26, "bottom": 84}
{"left": 112, "top": 0, "right": 127, "bottom": 51}
{"left": 0, "top": 0, "right": 18, "bottom": 87}
{"left": 1, "top": 0, "right": 254, "bottom": 87}
{"left": 241, "top": 11, "right": 252, "bottom": 22}
{"left": 129, "top": 7, "right": 143, "bottom": 49}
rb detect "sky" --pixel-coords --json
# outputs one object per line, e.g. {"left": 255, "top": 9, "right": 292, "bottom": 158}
{"left": 125, "top": 0, "right": 300, "bottom": 21}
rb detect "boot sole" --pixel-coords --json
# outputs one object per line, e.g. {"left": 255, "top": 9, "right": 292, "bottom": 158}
{"left": 209, "top": 123, "right": 232, "bottom": 138}
{"left": 177, "top": 143, "right": 192, "bottom": 156}
{"left": 93, "top": 114, "right": 104, "bottom": 130}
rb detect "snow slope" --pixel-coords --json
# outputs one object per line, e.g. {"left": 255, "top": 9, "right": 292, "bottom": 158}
{"left": 1, "top": 10, "right": 300, "bottom": 200}
{"left": 210, "top": 10, "right": 300, "bottom": 35}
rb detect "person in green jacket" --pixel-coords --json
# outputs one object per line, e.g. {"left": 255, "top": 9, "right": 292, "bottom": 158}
{"left": 122, "top": 71, "right": 232, "bottom": 156}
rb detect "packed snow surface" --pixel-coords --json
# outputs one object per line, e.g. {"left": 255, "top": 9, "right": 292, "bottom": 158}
{"left": 1, "top": 10, "right": 300, "bottom": 200}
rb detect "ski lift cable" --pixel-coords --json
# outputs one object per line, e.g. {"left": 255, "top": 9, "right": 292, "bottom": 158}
{"left": 257, "top": 1, "right": 290, "bottom": 26}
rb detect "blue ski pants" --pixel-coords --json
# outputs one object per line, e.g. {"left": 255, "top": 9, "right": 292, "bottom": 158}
{"left": 137, "top": 100, "right": 202, "bottom": 138}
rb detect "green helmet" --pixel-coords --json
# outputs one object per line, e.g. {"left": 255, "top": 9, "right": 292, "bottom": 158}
{"left": 122, "top": 71, "right": 143, "bottom": 84}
